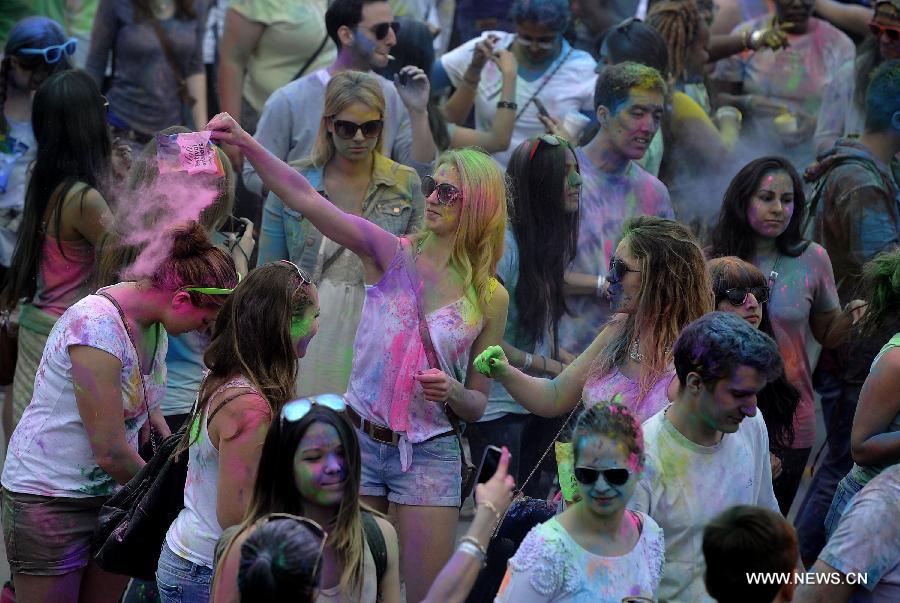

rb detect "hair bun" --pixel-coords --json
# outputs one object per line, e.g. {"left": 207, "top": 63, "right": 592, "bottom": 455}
{"left": 168, "top": 221, "right": 214, "bottom": 260}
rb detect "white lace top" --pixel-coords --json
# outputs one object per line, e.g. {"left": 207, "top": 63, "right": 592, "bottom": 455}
{"left": 495, "top": 513, "right": 665, "bottom": 602}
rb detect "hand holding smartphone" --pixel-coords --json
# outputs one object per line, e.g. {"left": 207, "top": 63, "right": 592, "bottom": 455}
{"left": 475, "top": 445, "right": 504, "bottom": 499}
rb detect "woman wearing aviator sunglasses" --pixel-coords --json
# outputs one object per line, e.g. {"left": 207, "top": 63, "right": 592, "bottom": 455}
{"left": 496, "top": 403, "right": 664, "bottom": 602}
{"left": 159, "top": 261, "right": 319, "bottom": 603}
{"left": 257, "top": 71, "right": 423, "bottom": 399}
{"left": 212, "top": 396, "right": 401, "bottom": 603}
{"left": 209, "top": 108, "right": 508, "bottom": 602}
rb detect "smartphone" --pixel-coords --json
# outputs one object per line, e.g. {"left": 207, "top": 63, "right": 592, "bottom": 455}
{"left": 219, "top": 215, "right": 247, "bottom": 239}
{"left": 397, "top": 70, "right": 410, "bottom": 87}
{"left": 532, "top": 98, "right": 550, "bottom": 119}
{"left": 476, "top": 445, "right": 503, "bottom": 490}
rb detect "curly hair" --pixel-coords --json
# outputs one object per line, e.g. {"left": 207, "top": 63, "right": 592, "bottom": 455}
{"left": 572, "top": 403, "right": 645, "bottom": 472}
{"left": 647, "top": 0, "right": 702, "bottom": 81}
{"left": 592, "top": 216, "right": 713, "bottom": 399}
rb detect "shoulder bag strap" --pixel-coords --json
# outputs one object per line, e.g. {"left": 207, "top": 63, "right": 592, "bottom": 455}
{"left": 292, "top": 35, "right": 330, "bottom": 82}
{"left": 96, "top": 291, "right": 156, "bottom": 453}
{"left": 513, "top": 46, "right": 574, "bottom": 121}
{"left": 146, "top": 12, "right": 196, "bottom": 105}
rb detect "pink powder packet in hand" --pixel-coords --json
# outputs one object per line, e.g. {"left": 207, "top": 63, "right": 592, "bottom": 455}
{"left": 156, "top": 131, "right": 224, "bottom": 177}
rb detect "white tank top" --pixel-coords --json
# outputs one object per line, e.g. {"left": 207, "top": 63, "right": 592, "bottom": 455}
{"left": 165, "top": 376, "right": 259, "bottom": 568}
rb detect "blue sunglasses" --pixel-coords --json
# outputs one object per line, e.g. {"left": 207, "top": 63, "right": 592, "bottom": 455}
{"left": 281, "top": 394, "right": 347, "bottom": 426}
{"left": 18, "top": 38, "right": 77, "bottom": 64}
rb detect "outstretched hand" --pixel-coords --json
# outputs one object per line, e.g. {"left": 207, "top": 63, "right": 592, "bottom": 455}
{"left": 473, "top": 345, "right": 509, "bottom": 378}
{"left": 395, "top": 66, "right": 431, "bottom": 113}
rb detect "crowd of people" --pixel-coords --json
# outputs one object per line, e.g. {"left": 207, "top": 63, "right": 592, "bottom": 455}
{"left": 0, "top": 0, "right": 898, "bottom": 601}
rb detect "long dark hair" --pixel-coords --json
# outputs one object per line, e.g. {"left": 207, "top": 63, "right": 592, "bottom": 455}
{"left": 1, "top": 16, "right": 72, "bottom": 136}
{"left": 0, "top": 69, "right": 111, "bottom": 310}
{"left": 708, "top": 156, "right": 810, "bottom": 261}
{"left": 505, "top": 136, "right": 578, "bottom": 354}
{"left": 707, "top": 256, "right": 797, "bottom": 452}
{"left": 242, "top": 405, "right": 367, "bottom": 595}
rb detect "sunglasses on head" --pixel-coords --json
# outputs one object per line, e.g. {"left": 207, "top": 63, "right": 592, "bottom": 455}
{"left": 281, "top": 394, "right": 347, "bottom": 427}
{"left": 528, "top": 134, "right": 564, "bottom": 161}
{"left": 607, "top": 256, "right": 640, "bottom": 283}
{"left": 248, "top": 513, "right": 328, "bottom": 576}
{"left": 331, "top": 119, "right": 384, "bottom": 140}
{"left": 277, "top": 260, "right": 313, "bottom": 284}
{"left": 421, "top": 175, "right": 463, "bottom": 207}
{"left": 17, "top": 38, "right": 77, "bottom": 64}
{"left": 574, "top": 466, "right": 631, "bottom": 487}
{"left": 869, "top": 21, "right": 900, "bottom": 40}
{"left": 360, "top": 21, "right": 401, "bottom": 40}
{"left": 722, "top": 285, "right": 770, "bottom": 306}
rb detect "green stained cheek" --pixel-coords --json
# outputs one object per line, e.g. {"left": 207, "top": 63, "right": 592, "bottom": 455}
{"left": 291, "top": 315, "right": 314, "bottom": 339}
{"left": 567, "top": 170, "right": 581, "bottom": 187}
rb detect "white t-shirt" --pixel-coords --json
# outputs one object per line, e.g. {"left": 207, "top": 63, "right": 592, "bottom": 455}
{"left": 819, "top": 464, "right": 900, "bottom": 602}
{"left": 2, "top": 293, "right": 167, "bottom": 498}
{"left": 629, "top": 406, "right": 778, "bottom": 603}
{"left": 440, "top": 31, "right": 597, "bottom": 168}
{"left": 496, "top": 513, "right": 665, "bottom": 602}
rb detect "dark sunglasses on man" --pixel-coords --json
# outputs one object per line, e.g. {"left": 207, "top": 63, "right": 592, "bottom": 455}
{"left": 359, "top": 21, "right": 400, "bottom": 40}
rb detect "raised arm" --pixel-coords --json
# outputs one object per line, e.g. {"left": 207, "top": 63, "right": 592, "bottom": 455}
{"left": 448, "top": 50, "right": 518, "bottom": 153}
{"left": 207, "top": 113, "right": 398, "bottom": 271}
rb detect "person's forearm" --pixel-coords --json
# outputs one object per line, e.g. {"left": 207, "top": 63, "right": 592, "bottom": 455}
{"left": 564, "top": 271, "right": 603, "bottom": 296}
{"left": 409, "top": 107, "right": 437, "bottom": 164}
{"left": 420, "top": 505, "right": 497, "bottom": 603}
{"left": 485, "top": 72, "right": 516, "bottom": 152}
{"left": 852, "top": 432, "right": 900, "bottom": 467}
{"left": 717, "top": 93, "right": 753, "bottom": 115}
{"left": 149, "top": 408, "right": 171, "bottom": 439}
{"left": 217, "top": 55, "right": 247, "bottom": 121}
{"left": 97, "top": 444, "right": 145, "bottom": 485}
{"left": 241, "top": 136, "right": 319, "bottom": 212}
{"left": 815, "top": 0, "right": 873, "bottom": 37}
{"left": 496, "top": 367, "right": 566, "bottom": 417}
{"left": 446, "top": 381, "right": 488, "bottom": 423}
{"left": 707, "top": 34, "right": 748, "bottom": 63}
{"left": 499, "top": 341, "right": 564, "bottom": 377}
{"left": 187, "top": 72, "right": 207, "bottom": 130}
{"left": 443, "top": 68, "right": 480, "bottom": 125}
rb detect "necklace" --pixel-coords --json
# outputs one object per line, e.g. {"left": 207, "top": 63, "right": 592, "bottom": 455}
{"left": 629, "top": 339, "right": 671, "bottom": 364}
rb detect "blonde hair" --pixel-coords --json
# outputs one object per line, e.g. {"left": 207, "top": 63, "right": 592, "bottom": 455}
{"left": 419, "top": 148, "right": 508, "bottom": 312}
{"left": 302, "top": 71, "right": 386, "bottom": 169}
{"left": 593, "top": 216, "right": 713, "bottom": 397}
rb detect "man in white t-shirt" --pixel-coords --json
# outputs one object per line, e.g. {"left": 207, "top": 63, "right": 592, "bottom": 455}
{"left": 795, "top": 463, "right": 900, "bottom": 603}
{"left": 630, "top": 311, "right": 783, "bottom": 603}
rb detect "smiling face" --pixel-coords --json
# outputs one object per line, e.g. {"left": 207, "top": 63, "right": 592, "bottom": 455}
{"left": 563, "top": 147, "right": 582, "bottom": 213}
{"left": 600, "top": 87, "right": 664, "bottom": 161}
{"left": 695, "top": 365, "right": 766, "bottom": 434}
{"left": 574, "top": 434, "right": 640, "bottom": 517}
{"left": 347, "top": 1, "right": 396, "bottom": 69}
{"left": 327, "top": 101, "right": 381, "bottom": 162}
{"left": 290, "top": 287, "right": 320, "bottom": 359}
{"left": 293, "top": 421, "right": 348, "bottom": 508}
{"left": 424, "top": 163, "right": 464, "bottom": 236}
{"left": 873, "top": 4, "right": 900, "bottom": 60}
{"left": 746, "top": 169, "right": 795, "bottom": 240}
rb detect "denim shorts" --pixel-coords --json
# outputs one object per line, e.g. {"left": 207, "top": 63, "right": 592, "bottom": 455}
{"left": 824, "top": 472, "right": 865, "bottom": 539}
{"left": 156, "top": 543, "right": 213, "bottom": 603}
{"left": 1, "top": 488, "right": 106, "bottom": 576}
{"left": 357, "top": 428, "right": 461, "bottom": 507}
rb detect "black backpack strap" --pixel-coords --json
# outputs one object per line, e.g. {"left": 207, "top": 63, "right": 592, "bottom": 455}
{"left": 361, "top": 511, "right": 387, "bottom": 586}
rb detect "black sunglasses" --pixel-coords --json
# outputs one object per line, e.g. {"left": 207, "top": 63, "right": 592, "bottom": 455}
{"left": 722, "top": 286, "right": 769, "bottom": 306}
{"left": 607, "top": 256, "right": 640, "bottom": 283}
{"left": 422, "top": 175, "right": 463, "bottom": 207}
{"left": 361, "top": 21, "right": 401, "bottom": 40}
{"left": 574, "top": 466, "right": 631, "bottom": 487}
{"left": 331, "top": 119, "right": 383, "bottom": 140}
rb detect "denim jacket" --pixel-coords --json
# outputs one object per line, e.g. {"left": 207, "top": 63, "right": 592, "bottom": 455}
{"left": 257, "top": 153, "right": 425, "bottom": 274}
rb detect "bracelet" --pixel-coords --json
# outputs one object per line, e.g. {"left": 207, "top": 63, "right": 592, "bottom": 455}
{"left": 459, "top": 535, "right": 488, "bottom": 557}
{"left": 523, "top": 352, "right": 533, "bottom": 372}
{"left": 457, "top": 541, "right": 486, "bottom": 565}
{"left": 742, "top": 29, "right": 752, "bottom": 51}
{"left": 596, "top": 274, "right": 606, "bottom": 297}
{"left": 496, "top": 100, "right": 518, "bottom": 110}
{"left": 478, "top": 500, "right": 501, "bottom": 521}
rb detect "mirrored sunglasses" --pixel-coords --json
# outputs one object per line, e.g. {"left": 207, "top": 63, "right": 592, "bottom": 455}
{"left": 528, "top": 134, "right": 563, "bottom": 161}
{"left": 17, "top": 38, "right": 77, "bottom": 64}
{"left": 574, "top": 466, "right": 631, "bottom": 487}
{"left": 281, "top": 394, "right": 347, "bottom": 426}
{"left": 421, "top": 175, "right": 463, "bottom": 207}
{"left": 723, "top": 286, "right": 770, "bottom": 306}
{"left": 332, "top": 119, "right": 384, "bottom": 140}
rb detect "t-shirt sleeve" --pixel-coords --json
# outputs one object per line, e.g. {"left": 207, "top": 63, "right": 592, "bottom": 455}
{"left": 495, "top": 525, "right": 575, "bottom": 602}
{"left": 819, "top": 483, "right": 900, "bottom": 592}
{"left": 65, "top": 303, "right": 127, "bottom": 361}
{"left": 808, "top": 244, "right": 841, "bottom": 314}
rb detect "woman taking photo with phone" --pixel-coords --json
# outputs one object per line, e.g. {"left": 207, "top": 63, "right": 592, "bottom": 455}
{"left": 207, "top": 111, "right": 509, "bottom": 602}
{"left": 256, "top": 71, "right": 423, "bottom": 397}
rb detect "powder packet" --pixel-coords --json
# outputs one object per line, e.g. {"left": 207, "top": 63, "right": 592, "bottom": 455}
{"left": 156, "top": 131, "right": 224, "bottom": 177}
{"left": 555, "top": 441, "right": 579, "bottom": 503}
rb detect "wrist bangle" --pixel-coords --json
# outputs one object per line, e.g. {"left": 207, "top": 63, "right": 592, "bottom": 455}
{"left": 478, "top": 500, "right": 501, "bottom": 521}
{"left": 596, "top": 274, "right": 606, "bottom": 297}
{"left": 742, "top": 30, "right": 752, "bottom": 51}
{"left": 496, "top": 100, "right": 518, "bottom": 110}
{"left": 523, "top": 352, "right": 533, "bottom": 372}
{"left": 457, "top": 541, "right": 486, "bottom": 565}
{"left": 459, "top": 535, "right": 488, "bottom": 556}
